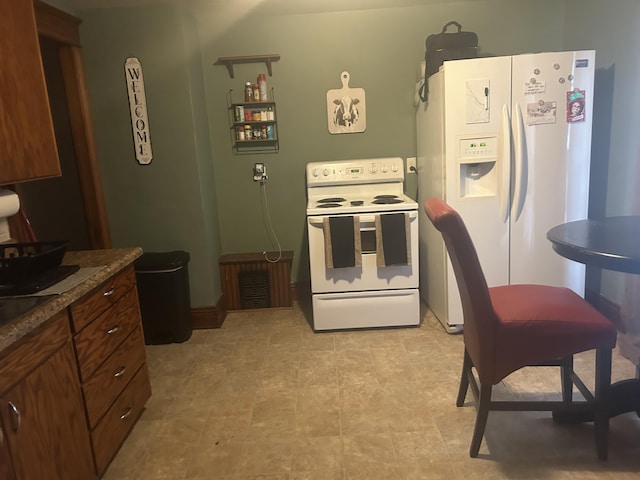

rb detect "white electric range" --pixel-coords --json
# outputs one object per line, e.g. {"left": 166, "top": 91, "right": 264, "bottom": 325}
{"left": 306, "top": 158, "right": 420, "bottom": 331}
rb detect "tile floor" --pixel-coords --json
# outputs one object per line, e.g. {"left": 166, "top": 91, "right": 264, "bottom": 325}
{"left": 103, "top": 302, "right": 640, "bottom": 480}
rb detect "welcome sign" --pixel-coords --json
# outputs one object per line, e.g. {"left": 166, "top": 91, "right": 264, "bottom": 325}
{"left": 124, "top": 57, "right": 153, "bottom": 164}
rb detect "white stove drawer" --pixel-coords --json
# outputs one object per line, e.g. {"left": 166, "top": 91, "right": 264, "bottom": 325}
{"left": 312, "top": 289, "right": 420, "bottom": 331}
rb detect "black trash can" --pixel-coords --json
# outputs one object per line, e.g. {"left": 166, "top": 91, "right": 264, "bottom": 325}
{"left": 134, "top": 251, "right": 192, "bottom": 344}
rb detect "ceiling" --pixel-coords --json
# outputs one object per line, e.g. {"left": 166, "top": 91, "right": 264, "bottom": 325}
{"left": 69, "top": 0, "right": 468, "bottom": 16}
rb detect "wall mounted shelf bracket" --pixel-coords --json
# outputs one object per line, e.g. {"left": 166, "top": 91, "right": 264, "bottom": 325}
{"left": 214, "top": 54, "right": 280, "bottom": 78}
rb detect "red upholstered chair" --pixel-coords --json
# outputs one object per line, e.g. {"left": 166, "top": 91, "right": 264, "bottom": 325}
{"left": 424, "top": 197, "right": 617, "bottom": 459}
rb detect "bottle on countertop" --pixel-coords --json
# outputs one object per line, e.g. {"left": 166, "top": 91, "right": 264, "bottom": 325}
{"left": 244, "top": 82, "right": 253, "bottom": 102}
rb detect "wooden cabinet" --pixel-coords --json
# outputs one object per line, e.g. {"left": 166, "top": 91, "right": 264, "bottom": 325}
{"left": 0, "top": 426, "right": 16, "bottom": 480}
{"left": 0, "top": 0, "right": 60, "bottom": 185}
{"left": 69, "top": 265, "right": 151, "bottom": 476}
{"left": 0, "top": 311, "right": 95, "bottom": 480}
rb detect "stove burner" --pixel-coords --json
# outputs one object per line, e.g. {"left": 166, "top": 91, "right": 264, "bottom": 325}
{"left": 317, "top": 203, "right": 343, "bottom": 208}
{"left": 318, "top": 197, "right": 346, "bottom": 204}
{"left": 372, "top": 197, "right": 404, "bottom": 204}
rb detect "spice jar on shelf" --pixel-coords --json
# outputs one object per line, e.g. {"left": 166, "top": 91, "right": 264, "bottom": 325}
{"left": 234, "top": 105, "right": 244, "bottom": 122}
{"left": 244, "top": 82, "right": 252, "bottom": 102}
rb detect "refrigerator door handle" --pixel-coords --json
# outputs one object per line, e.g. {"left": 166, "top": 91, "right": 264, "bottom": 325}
{"left": 497, "top": 104, "right": 511, "bottom": 222}
{"left": 512, "top": 102, "right": 527, "bottom": 221}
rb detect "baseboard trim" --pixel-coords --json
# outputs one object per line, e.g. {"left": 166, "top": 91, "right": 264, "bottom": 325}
{"left": 191, "top": 295, "right": 226, "bottom": 329}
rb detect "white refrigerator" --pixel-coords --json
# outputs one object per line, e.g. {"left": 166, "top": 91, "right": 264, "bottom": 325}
{"left": 416, "top": 50, "right": 595, "bottom": 333}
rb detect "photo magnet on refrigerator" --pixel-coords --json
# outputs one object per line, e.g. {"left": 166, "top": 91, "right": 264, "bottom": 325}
{"left": 526, "top": 100, "right": 557, "bottom": 126}
{"left": 567, "top": 89, "right": 586, "bottom": 123}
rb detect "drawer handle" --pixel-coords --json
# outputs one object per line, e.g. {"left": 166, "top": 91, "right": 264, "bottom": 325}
{"left": 8, "top": 402, "right": 20, "bottom": 432}
{"left": 120, "top": 407, "right": 132, "bottom": 421}
{"left": 106, "top": 326, "right": 120, "bottom": 335}
{"left": 103, "top": 286, "right": 115, "bottom": 297}
{"left": 114, "top": 366, "right": 127, "bottom": 378}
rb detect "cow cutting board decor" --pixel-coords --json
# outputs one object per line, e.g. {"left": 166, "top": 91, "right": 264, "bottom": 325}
{"left": 327, "top": 71, "right": 366, "bottom": 134}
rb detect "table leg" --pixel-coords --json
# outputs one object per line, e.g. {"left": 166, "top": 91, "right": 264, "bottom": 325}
{"left": 553, "top": 378, "right": 640, "bottom": 423}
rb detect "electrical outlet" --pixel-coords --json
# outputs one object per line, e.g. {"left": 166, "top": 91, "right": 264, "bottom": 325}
{"left": 253, "top": 163, "right": 267, "bottom": 182}
{"left": 406, "top": 157, "right": 417, "bottom": 173}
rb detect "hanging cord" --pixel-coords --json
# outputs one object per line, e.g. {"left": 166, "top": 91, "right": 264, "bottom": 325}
{"left": 260, "top": 180, "right": 282, "bottom": 263}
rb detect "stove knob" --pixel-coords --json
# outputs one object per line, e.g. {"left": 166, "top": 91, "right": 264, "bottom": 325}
{"left": 381, "top": 164, "right": 389, "bottom": 173}
{"left": 369, "top": 164, "right": 377, "bottom": 174}
{"left": 391, "top": 163, "right": 399, "bottom": 172}
{"left": 323, "top": 168, "right": 330, "bottom": 177}
{"left": 311, "top": 168, "right": 319, "bottom": 177}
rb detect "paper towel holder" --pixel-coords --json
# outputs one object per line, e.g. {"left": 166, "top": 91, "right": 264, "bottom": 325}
{"left": 0, "top": 188, "right": 20, "bottom": 243}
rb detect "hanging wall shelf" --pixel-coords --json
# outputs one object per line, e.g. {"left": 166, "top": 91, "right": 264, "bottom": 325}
{"left": 214, "top": 54, "right": 280, "bottom": 78}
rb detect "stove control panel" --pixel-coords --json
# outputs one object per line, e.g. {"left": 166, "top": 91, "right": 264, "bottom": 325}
{"left": 307, "top": 158, "right": 404, "bottom": 186}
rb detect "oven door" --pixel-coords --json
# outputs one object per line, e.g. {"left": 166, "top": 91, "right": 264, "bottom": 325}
{"left": 307, "top": 211, "right": 418, "bottom": 293}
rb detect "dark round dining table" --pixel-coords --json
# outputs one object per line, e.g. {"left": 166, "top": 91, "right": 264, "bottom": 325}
{"left": 547, "top": 216, "right": 640, "bottom": 275}
{"left": 547, "top": 215, "right": 640, "bottom": 420}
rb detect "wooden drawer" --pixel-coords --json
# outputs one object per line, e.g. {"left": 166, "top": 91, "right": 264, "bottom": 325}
{"left": 70, "top": 266, "right": 137, "bottom": 333}
{"left": 82, "top": 326, "right": 146, "bottom": 428}
{"left": 74, "top": 288, "right": 141, "bottom": 382}
{"left": 91, "top": 363, "right": 151, "bottom": 476}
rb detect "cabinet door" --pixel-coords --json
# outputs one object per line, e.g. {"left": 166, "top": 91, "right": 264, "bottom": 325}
{"left": 0, "top": 426, "right": 16, "bottom": 480}
{"left": 0, "top": 342, "right": 95, "bottom": 480}
{"left": 0, "top": 0, "right": 60, "bottom": 184}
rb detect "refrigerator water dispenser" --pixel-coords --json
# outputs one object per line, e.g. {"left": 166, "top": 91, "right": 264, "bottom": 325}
{"left": 458, "top": 136, "right": 497, "bottom": 198}
{"left": 459, "top": 162, "right": 496, "bottom": 197}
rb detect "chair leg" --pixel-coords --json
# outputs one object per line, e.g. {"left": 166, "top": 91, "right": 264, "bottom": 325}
{"left": 470, "top": 384, "right": 492, "bottom": 457}
{"left": 457, "top": 348, "right": 472, "bottom": 407}
{"left": 560, "top": 356, "right": 574, "bottom": 403}
{"left": 594, "top": 348, "right": 612, "bottom": 460}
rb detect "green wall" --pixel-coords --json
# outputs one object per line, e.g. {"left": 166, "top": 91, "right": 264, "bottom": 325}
{"left": 563, "top": 0, "right": 640, "bottom": 303}
{"left": 68, "top": 0, "right": 639, "bottom": 308}
{"left": 202, "top": 0, "right": 564, "bottom": 284}
{"left": 78, "top": 5, "right": 220, "bottom": 307}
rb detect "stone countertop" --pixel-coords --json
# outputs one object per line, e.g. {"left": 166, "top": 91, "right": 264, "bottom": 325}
{"left": 0, "top": 247, "right": 142, "bottom": 355}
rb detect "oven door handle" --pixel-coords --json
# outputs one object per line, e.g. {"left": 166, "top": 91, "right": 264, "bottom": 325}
{"left": 308, "top": 211, "right": 417, "bottom": 227}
